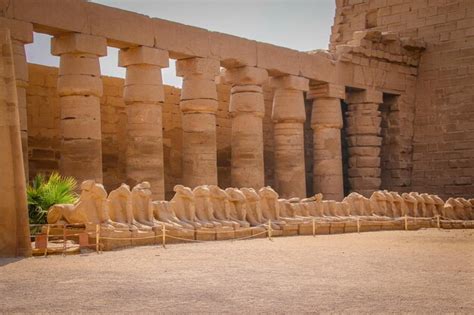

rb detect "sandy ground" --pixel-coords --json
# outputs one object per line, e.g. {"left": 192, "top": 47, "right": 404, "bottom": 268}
{"left": 1, "top": 229, "right": 473, "bottom": 313}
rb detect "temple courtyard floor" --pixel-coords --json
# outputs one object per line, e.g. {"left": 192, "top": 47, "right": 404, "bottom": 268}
{"left": 0, "top": 229, "right": 473, "bottom": 313}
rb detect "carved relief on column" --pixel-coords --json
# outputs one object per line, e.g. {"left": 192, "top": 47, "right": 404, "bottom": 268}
{"left": 270, "top": 75, "right": 309, "bottom": 199}
{"left": 307, "top": 83, "right": 345, "bottom": 201}
{"left": 224, "top": 66, "right": 268, "bottom": 189}
{"left": 345, "top": 89, "right": 383, "bottom": 198}
{"left": 118, "top": 46, "right": 169, "bottom": 200}
{"left": 176, "top": 57, "right": 220, "bottom": 188}
{"left": 52, "top": 33, "right": 107, "bottom": 184}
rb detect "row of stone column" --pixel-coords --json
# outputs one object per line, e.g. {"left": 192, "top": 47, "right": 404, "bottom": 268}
{"left": 46, "top": 33, "right": 383, "bottom": 201}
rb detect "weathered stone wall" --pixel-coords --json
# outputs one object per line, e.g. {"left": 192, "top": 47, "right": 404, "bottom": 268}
{"left": 331, "top": 0, "right": 474, "bottom": 199}
{"left": 26, "top": 64, "right": 277, "bottom": 199}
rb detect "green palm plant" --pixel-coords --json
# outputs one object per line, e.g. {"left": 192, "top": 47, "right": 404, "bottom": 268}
{"left": 27, "top": 172, "right": 78, "bottom": 225}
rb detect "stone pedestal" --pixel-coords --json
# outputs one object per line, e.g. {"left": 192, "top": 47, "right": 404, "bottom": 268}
{"left": 270, "top": 75, "right": 309, "bottom": 198}
{"left": 0, "top": 29, "right": 31, "bottom": 257}
{"left": 119, "top": 46, "right": 169, "bottom": 200}
{"left": 307, "top": 84, "right": 345, "bottom": 201}
{"left": 224, "top": 66, "right": 268, "bottom": 189}
{"left": 52, "top": 33, "right": 107, "bottom": 184}
{"left": 176, "top": 57, "right": 220, "bottom": 188}
{"left": 345, "top": 89, "right": 383, "bottom": 197}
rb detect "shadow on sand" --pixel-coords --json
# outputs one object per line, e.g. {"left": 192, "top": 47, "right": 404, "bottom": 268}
{"left": 0, "top": 257, "right": 28, "bottom": 267}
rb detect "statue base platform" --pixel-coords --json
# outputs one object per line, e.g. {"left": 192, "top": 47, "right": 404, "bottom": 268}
{"left": 359, "top": 220, "right": 383, "bottom": 232}
{"left": 314, "top": 221, "right": 330, "bottom": 235}
{"left": 282, "top": 224, "right": 299, "bottom": 236}
{"left": 165, "top": 228, "right": 195, "bottom": 244}
{"left": 250, "top": 226, "right": 267, "bottom": 238}
{"left": 234, "top": 227, "right": 252, "bottom": 239}
{"left": 216, "top": 227, "right": 235, "bottom": 240}
{"left": 298, "top": 222, "right": 313, "bottom": 235}
{"left": 195, "top": 228, "right": 216, "bottom": 241}
{"left": 380, "top": 220, "right": 404, "bottom": 231}
{"left": 131, "top": 229, "right": 156, "bottom": 247}
{"left": 329, "top": 222, "right": 346, "bottom": 234}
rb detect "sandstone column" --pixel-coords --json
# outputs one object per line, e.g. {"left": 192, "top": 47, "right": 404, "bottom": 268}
{"left": 8, "top": 21, "right": 33, "bottom": 181}
{"left": 345, "top": 89, "right": 383, "bottom": 197}
{"left": 270, "top": 75, "right": 309, "bottom": 199}
{"left": 224, "top": 66, "right": 268, "bottom": 189}
{"left": 118, "top": 46, "right": 169, "bottom": 200}
{"left": 0, "top": 28, "right": 31, "bottom": 257}
{"left": 176, "top": 57, "right": 220, "bottom": 188}
{"left": 307, "top": 83, "right": 345, "bottom": 201}
{"left": 52, "top": 33, "right": 107, "bottom": 184}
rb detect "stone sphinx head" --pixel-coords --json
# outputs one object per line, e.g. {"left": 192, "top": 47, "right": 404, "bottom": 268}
{"left": 371, "top": 191, "right": 387, "bottom": 201}
{"left": 209, "top": 185, "right": 228, "bottom": 200}
{"left": 402, "top": 192, "right": 417, "bottom": 204}
{"left": 81, "top": 179, "right": 95, "bottom": 192}
{"left": 313, "top": 193, "right": 323, "bottom": 202}
{"left": 225, "top": 187, "right": 246, "bottom": 202}
{"left": 346, "top": 192, "right": 364, "bottom": 200}
{"left": 116, "top": 183, "right": 131, "bottom": 195}
{"left": 173, "top": 184, "right": 194, "bottom": 200}
{"left": 135, "top": 181, "right": 151, "bottom": 190}
{"left": 383, "top": 190, "right": 395, "bottom": 202}
{"left": 258, "top": 186, "right": 279, "bottom": 200}
{"left": 224, "top": 187, "right": 247, "bottom": 221}
{"left": 240, "top": 187, "right": 260, "bottom": 201}
{"left": 193, "top": 185, "right": 210, "bottom": 197}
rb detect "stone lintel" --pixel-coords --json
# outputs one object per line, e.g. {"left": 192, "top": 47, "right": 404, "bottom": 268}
{"left": 223, "top": 66, "right": 268, "bottom": 86}
{"left": 269, "top": 75, "right": 309, "bottom": 91}
{"left": 0, "top": 18, "right": 33, "bottom": 44}
{"left": 119, "top": 46, "right": 169, "bottom": 68}
{"left": 176, "top": 57, "right": 220, "bottom": 78}
{"left": 52, "top": 33, "right": 107, "bottom": 57}
{"left": 307, "top": 83, "right": 345, "bottom": 100}
{"left": 346, "top": 89, "right": 383, "bottom": 104}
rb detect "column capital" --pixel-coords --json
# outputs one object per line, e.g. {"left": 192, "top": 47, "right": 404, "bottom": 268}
{"left": 272, "top": 89, "right": 306, "bottom": 123}
{"left": 307, "top": 83, "right": 345, "bottom": 100}
{"left": 176, "top": 57, "right": 220, "bottom": 78}
{"left": 311, "top": 98, "right": 343, "bottom": 129}
{"left": 223, "top": 66, "right": 268, "bottom": 85}
{"left": 269, "top": 75, "right": 309, "bottom": 91}
{"left": 119, "top": 46, "right": 169, "bottom": 68}
{"left": 52, "top": 33, "right": 107, "bottom": 57}
{"left": 0, "top": 18, "right": 33, "bottom": 44}
{"left": 345, "top": 89, "right": 383, "bottom": 104}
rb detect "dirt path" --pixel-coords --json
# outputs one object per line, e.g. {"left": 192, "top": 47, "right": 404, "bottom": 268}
{"left": 1, "top": 229, "right": 473, "bottom": 313}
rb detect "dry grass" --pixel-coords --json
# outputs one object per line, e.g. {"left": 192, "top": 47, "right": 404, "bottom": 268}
{"left": 1, "top": 229, "right": 473, "bottom": 313}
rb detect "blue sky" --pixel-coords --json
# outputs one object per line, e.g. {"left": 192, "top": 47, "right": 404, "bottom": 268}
{"left": 25, "top": 0, "right": 335, "bottom": 87}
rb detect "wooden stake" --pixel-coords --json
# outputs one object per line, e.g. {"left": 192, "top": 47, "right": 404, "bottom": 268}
{"left": 268, "top": 220, "right": 272, "bottom": 241}
{"left": 95, "top": 224, "right": 100, "bottom": 253}
{"left": 162, "top": 224, "right": 166, "bottom": 249}
{"left": 44, "top": 225, "right": 50, "bottom": 257}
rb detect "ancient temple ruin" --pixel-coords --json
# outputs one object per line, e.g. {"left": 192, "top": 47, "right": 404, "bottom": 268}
{"left": 1, "top": 0, "right": 473, "bottom": 256}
